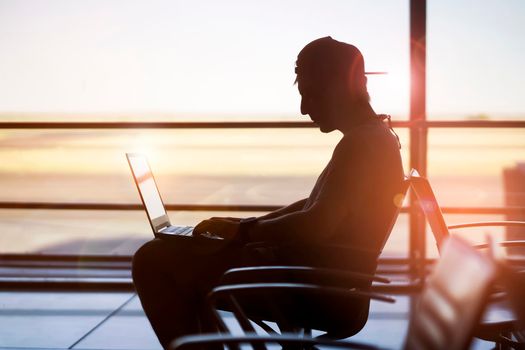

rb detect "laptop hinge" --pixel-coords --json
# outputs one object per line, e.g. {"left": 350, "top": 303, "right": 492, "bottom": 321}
{"left": 157, "top": 225, "right": 169, "bottom": 232}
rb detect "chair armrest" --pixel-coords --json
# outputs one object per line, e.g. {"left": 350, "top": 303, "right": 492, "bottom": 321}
{"left": 245, "top": 241, "right": 379, "bottom": 256}
{"left": 171, "top": 333, "right": 383, "bottom": 350}
{"left": 447, "top": 221, "right": 525, "bottom": 230}
{"left": 473, "top": 240, "right": 525, "bottom": 250}
{"left": 219, "top": 266, "right": 390, "bottom": 287}
{"left": 207, "top": 283, "right": 394, "bottom": 336}
{"left": 209, "top": 283, "right": 396, "bottom": 304}
{"left": 448, "top": 222, "right": 525, "bottom": 251}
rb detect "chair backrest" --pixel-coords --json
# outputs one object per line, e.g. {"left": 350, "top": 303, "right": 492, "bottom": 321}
{"left": 408, "top": 169, "right": 450, "bottom": 251}
{"left": 376, "top": 178, "right": 411, "bottom": 254}
{"left": 502, "top": 267, "right": 525, "bottom": 329}
{"left": 404, "top": 236, "right": 497, "bottom": 350}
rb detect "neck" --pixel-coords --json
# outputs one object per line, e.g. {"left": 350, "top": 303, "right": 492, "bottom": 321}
{"left": 339, "top": 102, "right": 377, "bottom": 135}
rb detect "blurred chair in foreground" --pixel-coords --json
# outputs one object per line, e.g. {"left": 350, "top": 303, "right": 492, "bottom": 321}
{"left": 171, "top": 236, "right": 497, "bottom": 350}
{"left": 408, "top": 169, "right": 525, "bottom": 346}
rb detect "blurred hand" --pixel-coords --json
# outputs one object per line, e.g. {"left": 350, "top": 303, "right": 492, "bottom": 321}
{"left": 194, "top": 217, "right": 241, "bottom": 240}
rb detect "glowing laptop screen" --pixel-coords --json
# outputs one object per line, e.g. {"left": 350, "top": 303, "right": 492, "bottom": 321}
{"left": 128, "top": 155, "right": 167, "bottom": 221}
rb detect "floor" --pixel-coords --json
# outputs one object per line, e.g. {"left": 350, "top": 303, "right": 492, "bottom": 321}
{"left": 0, "top": 290, "right": 495, "bottom": 350}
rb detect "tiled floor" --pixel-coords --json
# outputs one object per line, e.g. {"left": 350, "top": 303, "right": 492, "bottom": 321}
{"left": 0, "top": 290, "right": 496, "bottom": 350}
{"left": 0, "top": 292, "right": 155, "bottom": 350}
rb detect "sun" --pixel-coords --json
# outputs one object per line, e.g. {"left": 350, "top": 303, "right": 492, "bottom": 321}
{"left": 367, "top": 67, "right": 410, "bottom": 117}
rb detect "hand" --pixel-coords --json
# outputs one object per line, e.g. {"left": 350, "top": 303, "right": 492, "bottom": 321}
{"left": 194, "top": 217, "right": 241, "bottom": 240}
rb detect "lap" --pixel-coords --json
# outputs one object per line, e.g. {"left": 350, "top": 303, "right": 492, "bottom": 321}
{"left": 133, "top": 238, "right": 247, "bottom": 294}
{"left": 133, "top": 239, "right": 370, "bottom": 336}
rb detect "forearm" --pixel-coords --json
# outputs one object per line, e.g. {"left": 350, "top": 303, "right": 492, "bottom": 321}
{"left": 249, "top": 206, "right": 332, "bottom": 243}
{"left": 256, "top": 198, "right": 308, "bottom": 221}
{"left": 194, "top": 199, "right": 309, "bottom": 241}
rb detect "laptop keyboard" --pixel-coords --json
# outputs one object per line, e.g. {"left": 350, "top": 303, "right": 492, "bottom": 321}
{"left": 160, "top": 226, "right": 193, "bottom": 236}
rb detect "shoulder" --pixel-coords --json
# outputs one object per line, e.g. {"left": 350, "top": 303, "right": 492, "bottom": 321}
{"left": 337, "top": 119, "right": 384, "bottom": 150}
{"left": 335, "top": 118, "right": 400, "bottom": 162}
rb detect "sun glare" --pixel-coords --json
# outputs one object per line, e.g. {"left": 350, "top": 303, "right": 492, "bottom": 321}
{"left": 368, "top": 68, "right": 410, "bottom": 117}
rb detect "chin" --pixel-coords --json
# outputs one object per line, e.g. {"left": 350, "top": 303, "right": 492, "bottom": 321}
{"left": 319, "top": 124, "right": 336, "bottom": 133}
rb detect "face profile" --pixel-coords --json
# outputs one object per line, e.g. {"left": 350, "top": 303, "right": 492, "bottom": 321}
{"left": 298, "top": 75, "right": 350, "bottom": 133}
{"left": 298, "top": 79, "right": 336, "bottom": 133}
{"left": 295, "top": 36, "right": 371, "bottom": 134}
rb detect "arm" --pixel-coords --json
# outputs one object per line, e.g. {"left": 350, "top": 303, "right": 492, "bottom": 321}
{"left": 194, "top": 192, "right": 343, "bottom": 242}
{"left": 193, "top": 199, "right": 307, "bottom": 237}
{"left": 193, "top": 199, "right": 338, "bottom": 242}
{"left": 249, "top": 139, "right": 366, "bottom": 243}
{"left": 197, "top": 141, "right": 357, "bottom": 242}
{"left": 196, "top": 138, "right": 361, "bottom": 242}
{"left": 204, "top": 199, "right": 307, "bottom": 223}
{"left": 249, "top": 198, "right": 347, "bottom": 243}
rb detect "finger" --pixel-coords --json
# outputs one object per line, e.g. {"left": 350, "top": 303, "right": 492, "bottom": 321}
{"left": 193, "top": 220, "right": 212, "bottom": 235}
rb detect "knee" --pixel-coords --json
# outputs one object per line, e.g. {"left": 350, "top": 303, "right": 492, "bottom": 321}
{"left": 132, "top": 239, "right": 163, "bottom": 283}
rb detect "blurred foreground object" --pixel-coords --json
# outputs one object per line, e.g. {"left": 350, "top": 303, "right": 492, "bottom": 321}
{"left": 404, "top": 236, "right": 497, "bottom": 350}
{"left": 409, "top": 168, "right": 525, "bottom": 346}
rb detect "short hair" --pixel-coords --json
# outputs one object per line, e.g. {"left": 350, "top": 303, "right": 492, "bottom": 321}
{"left": 295, "top": 36, "right": 370, "bottom": 103}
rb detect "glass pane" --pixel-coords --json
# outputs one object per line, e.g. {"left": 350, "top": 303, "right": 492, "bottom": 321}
{"left": 0, "top": 127, "right": 410, "bottom": 255}
{"left": 427, "top": 128, "right": 525, "bottom": 207}
{"left": 428, "top": 0, "right": 525, "bottom": 120}
{"left": 0, "top": 0, "right": 410, "bottom": 257}
{"left": 0, "top": 0, "right": 409, "bottom": 121}
{"left": 382, "top": 213, "right": 409, "bottom": 259}
{"left": 0, "top": 210, "right": 264, "bottom": 255}
{"left": 426, "top": 214, "right": 507, "bottom": 259}
{"left": 426, "top": 127, "right": 525, "bottom": 259}
{"left": 0, "top": 128, "right": 410, "bottom": 205}
{"left": 1, "top": 210, "right": 411, "bottom": 256}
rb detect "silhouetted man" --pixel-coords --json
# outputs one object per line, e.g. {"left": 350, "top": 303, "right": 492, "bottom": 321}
{"left": 132, "top": 36, "right": 405, "bottom": 349}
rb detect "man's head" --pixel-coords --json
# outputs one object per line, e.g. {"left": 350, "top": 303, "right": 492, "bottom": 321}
{"left": 295, "top": 37, "right": 370, "bottom": 132}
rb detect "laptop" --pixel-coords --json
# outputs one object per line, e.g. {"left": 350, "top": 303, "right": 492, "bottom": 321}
{"left": 126, "top": 153, "right": 224, "bottom": 243}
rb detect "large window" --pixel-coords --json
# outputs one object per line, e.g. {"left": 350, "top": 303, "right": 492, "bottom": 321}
{"left": 0, "top": 0, "right": 409, "bottom": 120}
{"left": 0, "top": 1, "right": 523, "bottom": 263}
{"left": 427, "top": 0, "right": 525, "bottom": 121}
{"left": 426, "top": 0, "right": 525, "bottom": 258}
{"left": 0, "top": 1, "right": 410, "bottom": 256}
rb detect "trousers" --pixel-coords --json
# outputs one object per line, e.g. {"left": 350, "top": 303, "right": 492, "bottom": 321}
{"left": 133, "top": 238, "right": 371, "bottom": 349}
{"left": 132, "top": 238, "right": 248, "bottom": 348}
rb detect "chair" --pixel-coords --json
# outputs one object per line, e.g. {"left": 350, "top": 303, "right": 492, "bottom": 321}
{"left": 496, "top": 256, "right": 525, "bottom": 349}
{"left": 407, "top": 169, "right": 525, "bottom": 252}
{"left": 408, "top": 169, "right": 525, "bottom": 344}
{"left": 208, "top": 178, "right": 410, "bottom": 340}
{"left": 171, "top": 236, "right": 498, "bottom": 350}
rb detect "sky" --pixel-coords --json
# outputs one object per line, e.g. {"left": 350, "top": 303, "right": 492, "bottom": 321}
{"left": 0, "top": 0, "right": 523, "bottom": 119}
